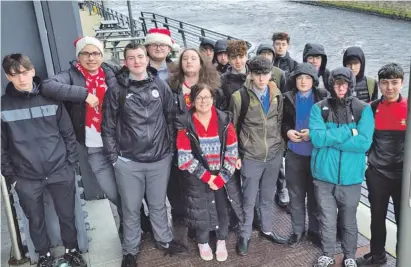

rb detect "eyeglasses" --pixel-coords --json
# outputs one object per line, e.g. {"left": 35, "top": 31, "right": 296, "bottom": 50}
{"left": 195, "top": 95, "right": 213, "bottom": 102}
{"left": 333, "top": 83, "right": 348, "bottom": 89}
{"left": 149, "top": 43, "right": 168, "bottom": 49}
{"left": 79, "top": 52, "right": 102, "bottom": 58}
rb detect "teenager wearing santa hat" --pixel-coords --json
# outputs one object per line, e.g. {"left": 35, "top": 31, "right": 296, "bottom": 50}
{"left": 144, "top": 28, "right": 180, "bottom": 81}
{"left": 42, "top": 36, "right": 123, "bottom": 235}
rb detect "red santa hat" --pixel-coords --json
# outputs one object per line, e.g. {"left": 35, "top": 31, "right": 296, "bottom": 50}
{"left": 144, "top": 28, "right": 180, "bottom": 52}
{"left": 74, "top": 36, "right": 104, "bottom": 58}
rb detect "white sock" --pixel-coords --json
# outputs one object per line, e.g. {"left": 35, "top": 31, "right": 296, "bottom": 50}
{"left": 263, "top": 231, "right": 271, "bottom": 235}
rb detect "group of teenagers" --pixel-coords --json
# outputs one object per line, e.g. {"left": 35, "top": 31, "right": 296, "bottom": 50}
{"left": 1, "top": 27, "right": 407, "bottom": 267}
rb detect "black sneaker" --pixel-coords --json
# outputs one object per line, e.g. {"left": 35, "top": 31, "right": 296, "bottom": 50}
{"left": 37, "top": 253, "right": 53, "bottom": 267}
{"left": 64, "top": 249, "right": 87, "bottom": 267}
{"left": 356, "top": 252, "right": 387, "bottom": 266}
{"left": 155, "top": 240, "right": 187, "bottom": 256}
{"left": 121, "top": 254, "right": 137, "bottom": 267}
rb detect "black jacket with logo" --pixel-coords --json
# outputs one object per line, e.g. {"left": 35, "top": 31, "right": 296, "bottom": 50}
{"left": 368, "top": 95, "right": 408, "bottom": 179}
{"left": 1, "top": 77, "right": 77, "bottom": 184}
{"left": 274, "top": 52, "right": 298, "bottom": 78}
{"left": 101, "top": 68, "right": 174, "bottom": 164}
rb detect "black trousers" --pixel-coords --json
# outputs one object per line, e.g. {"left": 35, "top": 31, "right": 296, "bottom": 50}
{"left": 167, "top": 164, "right": 186, "bottom": 219}
{"left": 366, "top": 167, "right": 402, "bottom": 255}
{"left": 14, "top": 166, "right": 77, "bottom": 255}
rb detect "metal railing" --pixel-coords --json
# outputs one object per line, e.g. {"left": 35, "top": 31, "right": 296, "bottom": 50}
{"left": 139, "top": 11, "right": 254, "bottom": 52}
{"left": 87, "top": 1, "right": 255, "bottom": 54}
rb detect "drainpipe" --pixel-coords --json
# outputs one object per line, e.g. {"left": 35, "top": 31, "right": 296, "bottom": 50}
{"left": 397, "top": 60, "right": 411, "bottom": 267}
{"left": 33, "top": 1, "right": 55, "bottom": 77}
{"left": 127, "top": 0, "right": 135, "bottom": 37}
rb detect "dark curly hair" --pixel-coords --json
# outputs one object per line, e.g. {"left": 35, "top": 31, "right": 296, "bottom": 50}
{"left": 167, "top": 48, "right": 221, "bottom": 90}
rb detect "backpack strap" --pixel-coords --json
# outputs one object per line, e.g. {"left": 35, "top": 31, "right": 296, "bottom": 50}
{"left": 236, "top": 87, "right": 250, "bottom": 135}
{"left": 366, "top": 77, "right": 376, "bottom": 100}
{"left": 271, "top": 68, "right": 282, "bottom": 90}
{"left": 319, "top": 100, "right": 330, "bottom": 122}
{"left": 370, "top": 99, "right": 380, "bottom": 116}
{"left": 119, "top": 85, "right": 127, "bottom": 110}
{"left": 350, "top": 99, "right": 366, "bottom": 124}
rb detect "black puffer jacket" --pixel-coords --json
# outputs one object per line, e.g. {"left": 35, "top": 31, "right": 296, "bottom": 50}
{"left": 343, "top": 46, "right": 378, "bottom": 102}
{"left": 175, "top": 109, "right": 244, "bottom": 231}
{"left": 42, "top": 61, "right": 118, "bottom": 145}
{"left": 303, "top": 43, "right": 331, "bottom": 91}
{"left": 1, "top": 78, "right": 77, "bottom": 184}
{"left": 274, "top": 52, "right": 298, "bottom": 78}
{"left": 282, "top": 63, "right": 329, "bottom": 141}
{"left": 101, "top": 67, "right": 174, "bottom": 163}
{"left": 220, "top": 66, "right": 247, "bottom": 108}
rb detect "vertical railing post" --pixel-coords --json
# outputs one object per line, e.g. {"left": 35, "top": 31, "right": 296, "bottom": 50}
{"left": 126, "top": 0, "right": 135, "bottom": 36}
{"left": 152, "top": 14, "right": 158, "bottom": 28}
{"left": 397, "top": 60, "right": 411, "bottom": 267}
{"left": 141, "top": 12, "right": 147, "bottom": 35}
{"left": 164, "top": 17, "right": 169, "bottom": 30}
{"left": 200, "top": 28, "right": 205, "bottom": 37}
{"left": 101, "top": 0, "right": 106, "bottom": 20}
{"left": 179, "top": 21, "right": 187, "bottom": 48}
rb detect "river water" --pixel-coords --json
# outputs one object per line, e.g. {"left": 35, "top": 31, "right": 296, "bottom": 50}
{"left": 108, "top": 0, "right": 411, "bottom": 95}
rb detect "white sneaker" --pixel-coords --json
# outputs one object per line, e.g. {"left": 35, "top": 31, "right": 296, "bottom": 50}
{"left": 344, "top": 258, "right": 357, "bottom": 267}
{"left": 198, "top": 243, "right": 213, "bottom": 261}
{"left": 314, "top": 255, "right": 335, "bottom": 267}
{"left": 216, "top": 240, "right": 228, "bottom": 262}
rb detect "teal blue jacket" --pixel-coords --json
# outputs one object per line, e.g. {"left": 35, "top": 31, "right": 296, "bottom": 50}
{"left": 309, "top": 101, "right": 375, "bottom": 185}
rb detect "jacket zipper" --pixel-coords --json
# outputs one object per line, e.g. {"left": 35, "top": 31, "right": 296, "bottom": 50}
{"left": 249, "top": 89, "right": 269, "bottom": 162}
{"left": 145, "top": 107, "right": 150, "bottom": 142}
{"left": 338, "top": 152, "right": 342, "bottom": 184}
{"left": 34, "top": 96, "right": 48, "bottom": 177}
{"left": 220, "top": 123, "right": 229, "bottom": 164}
{"left": 337, "top": 121, "right": 342, "bottom": 184}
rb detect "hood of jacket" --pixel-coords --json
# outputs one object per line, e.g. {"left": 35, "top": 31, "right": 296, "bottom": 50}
{"left": 288, "top": 62, "right": 319, "bottom": 91}
{"left": 214, "top": 39, "right": 228, "bottom": 54}
{"left": 343, "top": 46, "right": 365, "bottom": 79}
{"left": 303, "top": 43, "right": 328, "bottom": 76}
{"left": 200, "top": 37, "right": 216, "bottom": 49}
{"left": 6, "top": 76, "right": 42, "bottom": 98}
{"left": 257, "top": 42, "right": 275, "bottom": 56}
{"left": 328, "top": 67, "right": 356, "bottom": 99}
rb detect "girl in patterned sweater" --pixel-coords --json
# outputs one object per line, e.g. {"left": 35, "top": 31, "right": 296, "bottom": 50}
{"left": 176, "top": 83, "right": 243, "bottom": 262}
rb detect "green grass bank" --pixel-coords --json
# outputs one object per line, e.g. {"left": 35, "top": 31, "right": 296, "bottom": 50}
{"left": 294, "top": 1, "right": 411, "bottom": 21}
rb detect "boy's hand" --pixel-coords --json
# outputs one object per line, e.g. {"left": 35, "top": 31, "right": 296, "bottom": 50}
{"left": 287, "top": 130, "right": 302, "bottom": 142}
{"left": 300, "top": 129, "right": 310, "bottom": 141}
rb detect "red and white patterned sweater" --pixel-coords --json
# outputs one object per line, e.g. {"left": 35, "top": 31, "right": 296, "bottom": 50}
{"left": 177, "top": 107, "right": 238, "bottom": 189}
